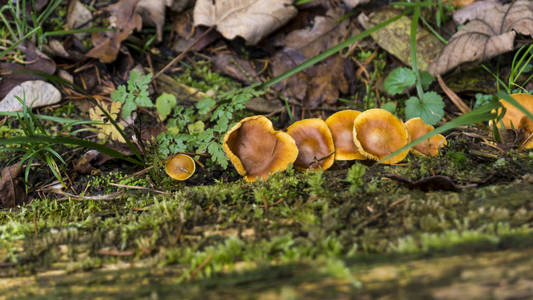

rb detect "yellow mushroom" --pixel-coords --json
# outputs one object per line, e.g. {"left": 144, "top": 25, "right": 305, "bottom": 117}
{"left": 405, "top": 117, "right": 447, "bottom": 156}
{"left": 352, "top": 108, "right": 410, "bottom": 164}
{"left": 165, "top": 154, "right": 195, "bottom": 181}
{"left": 325, "top": 110, "right": 366, "bottom": 161}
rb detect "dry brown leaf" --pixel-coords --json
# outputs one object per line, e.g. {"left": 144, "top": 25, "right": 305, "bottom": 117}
{"left": 135, "top": 0, "right": 175, "bottom": 42}
{"left": 429, "top": 0, "right": 533, "bottom": 76}
{"left": 193, "top": 0, "right": 297, "bottom": 45}
{"left": 453, "top": 0, "right": 499, "bottom": 24}
{"left": 271, "top": 9, "right": 356, "bottom": 108}
{"left": 86, "top": 0, "right": 142, "bottom": 63}
{"left": 0, "top": 164, "right": 24, "bottom": 209}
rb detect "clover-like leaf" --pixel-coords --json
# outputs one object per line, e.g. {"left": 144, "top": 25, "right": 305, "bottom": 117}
{"left": 156, "top": 93, "right": 177, "bottom": 120}
{"left": 405, "top": 92, "right": 445, "bottom": 125}
{"left": 384, "top": 67, "right": 416, "bottom": 95}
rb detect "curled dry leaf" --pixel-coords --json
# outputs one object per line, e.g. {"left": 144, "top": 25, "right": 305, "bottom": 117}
{"left": 193, "top": 0, "right": 297, "bottom": 45}
{"left": 453, "top": 0, "right": 499, "bottom": 25}
{"left": 429, "top": 0, "right": 533, "bottom": 76}
{"left": 66, "top": 0, "right": 92, "bottom": 39}
{"left": 86, "top": 0, "right": 142, "bottom": 63}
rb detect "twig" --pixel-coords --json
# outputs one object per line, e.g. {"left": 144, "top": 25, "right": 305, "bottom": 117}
{"left": 437, "top": 74, "right": 471, "bottom": 114}
{"left": 189, "top": 254, "right": 212, "bottom": 280}
{"left": 52, "top": 189, "right": 125, "bottom": 201}
{"left": 108, "top": 182, "right": 169, "bottom": 195}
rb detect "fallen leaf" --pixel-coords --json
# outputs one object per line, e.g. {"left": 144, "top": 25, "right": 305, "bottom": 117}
{"left": 359, "top": 9, "right": 444, "bottom": 71}
{"left": 193, "top": 0, "right": 297, "bottom": 45}
{"left": 453, "top": 0, "right": 499, "bottom": 25}
{"left": 0, "top": 164, "right": 25, "bottom": 209}
{"left": 452, "top": 0, "right": 478, "bottom": 8}
{"left": 271, "top": 9, "right": 355, "bottom": 108}
{"left": 343, "top": 0, "right": 369, "bottom": 9}
{"left": 0, "top": 80, "right": 61, "bottom": 112}
{"left": 86, "top": 0, "right": 143, "bottom": 63}
{"left": 212, "top": 53, "right": 258, "bottom": 84}
{"left": 89, "top": 100, "right": 127, "bottom": 143}
{"left": 135, "top": 0, "right": 170, "bottom": 42}
{"left": 66, "top": 0, "right": 92, "bottom": 39}
{"left": 429, "top": 0, "right": 533, "bottom": 76}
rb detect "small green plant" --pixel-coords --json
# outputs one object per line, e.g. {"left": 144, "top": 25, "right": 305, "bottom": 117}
{"left": 345, "top": 163, "right": 366, "bottom": 195}
{"left": 157, "top": 85, "right": 263, "bottom": 169}
{"left": 483, "top": 44, "right": 533, "bottom": 94}
{"left": 111, "top": 71, "right": 154, "bottom": 119}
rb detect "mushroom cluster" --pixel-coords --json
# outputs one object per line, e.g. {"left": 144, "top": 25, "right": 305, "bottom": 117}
{"left": 223, "top": 108, "right": 448, "bottom": 181}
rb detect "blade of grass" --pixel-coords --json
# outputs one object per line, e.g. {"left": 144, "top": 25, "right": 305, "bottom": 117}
{"left": 0, "top": 136, "right": 144, "bottom": 165}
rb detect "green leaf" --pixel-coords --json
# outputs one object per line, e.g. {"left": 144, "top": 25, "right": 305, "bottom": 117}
{"left": 381, "top": 102, "right": 397, "bottom": 114}
{"left": 156, "top": 93, "right": 177, "bottom": 120}
{"left": 405, "top": 92, "right": 444, "bottom": 125}
{"left": 420, "top": 71, "right": 435, "bottom": 90}
{"left": 111, "top": 85, "right": 127, "bottom": 103}
{"left": 384, "top": 67, "right": 416, "bottom": 95}
{"left": 121, "top": 99, "right": 137, "bottom": 119}
{"left": 187, "top": 121, "right": 205, "bottom": 134}
{"left": 207, "top": 142, "right": 228, "bottom": 169}
{"left": 196, "top": 98, "right": 216, "bottom": 115}
{"left": 135, "top": 90, "right": 153, "bottom": 107}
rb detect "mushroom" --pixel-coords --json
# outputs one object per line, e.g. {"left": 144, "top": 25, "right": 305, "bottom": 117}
{"left": 223, "top": 115, "right": 298, "bottom": 182}
{"left": 325, "top": 110, "right": 366, "bottom": 160}
{"left": 494, "top": 93, "right": 533, "bottom": 149}
{"left": 405, "top": 117, "right": 447, "bottom": 156}
{"left": 352, "top": 108, "right": 410, "bottom": 164}
{"left": 495, "top": 93, "right": 533, "bottom": 130}
{"left": 287, "top": 118, "right": 335, "bottom": 170}
{"left": 165, "top": 154, "right": 196, "bottom": 180}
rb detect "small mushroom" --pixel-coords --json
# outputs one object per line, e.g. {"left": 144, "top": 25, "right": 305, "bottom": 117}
{"left": 325, "top": 110, "right": 366, "bottom": 160}
{"left": 165, "top": 154, "right": 195, "bottom": 181}
{"left": 495, "top": 93, "right": 533, "bottom": 130}
{"left": 494, "top": 93, "right": 533, "bottom": 149}
{"left": 405, "top": 117, "right": 447, "bottom": 156}
{"left": 287, "top": 118, "right": 335, "bottom": 170}
{"left": 352, "top": 108, "right": 410, "bottom": 164}
{"left": 223, "top": 115, "right": 298, "bottom": 182}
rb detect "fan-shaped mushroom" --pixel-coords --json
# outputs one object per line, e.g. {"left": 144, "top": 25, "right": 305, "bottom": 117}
{"left": 287, "top": 118, "right": 335, "bottom": 170}
{"left": 223, "top": 115, "right": 298, "bottom": 182}
{"left": 165, "top": 154, "right": 196, "bottom": 181}
{"left": 325, "top": 110, "right": 366, "bottom": 161}
{"left": 405, "top": 117, "right": 447, "bottom": 156}
{"left": 352, "top": 108, "right": 410, "bottom": 164}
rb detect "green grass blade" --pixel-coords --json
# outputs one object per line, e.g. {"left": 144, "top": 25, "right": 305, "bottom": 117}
{"left": 379, "top": 101, "right": 500, "bottom": 163}
{"left": 262, "top": 9, "right": 411, "bottom": 89}
{"left": 43, "top": 27, "right": 111, "bottom": 37}
{"left": 0, "top": 136, "right": 144, "bottom": 166}
{"left": 0, "top": 26, "right": 41, "bottom": 58}
{"left": 497, "top": 91, "right": 533, "bottom": 122}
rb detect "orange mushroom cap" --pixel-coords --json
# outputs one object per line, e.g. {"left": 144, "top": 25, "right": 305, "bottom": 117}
{"left": 325, "top": 110, "right": 366, "bottom": 161}
{"left": 287, "top": 118, "right": 335, "bottom": 170}
{"left": 493, "top": 93, "right": 533, "bottom": 149}
{"left": 223, "top": 115, "right": 298, "bottom": 182}
{"left": 494, "top": 93, "right": 533, "bottom": 130}
{"left": 352, "top": 108, "right": 410, "bottom": 164}
{"left": 405, "top": 117, "right": 447, "bottom": 156}
{"left": 165, "top": 154, "right": 196, "bottom": 181}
